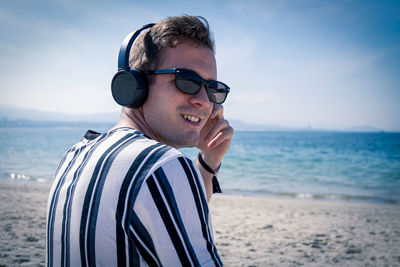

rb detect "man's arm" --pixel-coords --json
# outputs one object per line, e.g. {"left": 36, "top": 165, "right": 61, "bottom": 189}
{"left": 133, "top": 158, "right": 223, "bottom": 266}
{"left": 197, "top": 104, "right": 234, "bottom": 201}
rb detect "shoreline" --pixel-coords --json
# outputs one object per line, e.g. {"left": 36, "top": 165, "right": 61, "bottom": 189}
{"left": 2, "top": 178, "right": 399, "bottom": 206}
{"left": 221, "top": 191, "right": 400, "bottom": 206}
{"left": 1, "top": 181, "right": 399, "bottom": 266}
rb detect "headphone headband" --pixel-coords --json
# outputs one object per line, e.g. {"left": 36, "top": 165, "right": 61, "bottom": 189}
{"left": 117, "top": 23, "right": 155, "bottom": 70}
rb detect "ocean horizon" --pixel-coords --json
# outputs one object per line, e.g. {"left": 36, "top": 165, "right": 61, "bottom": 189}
{"left": 1, "top": 122, "right": 399, "bottom": 205}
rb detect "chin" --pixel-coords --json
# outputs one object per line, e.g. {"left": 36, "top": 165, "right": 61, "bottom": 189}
{"left": 166, "top": 133, "right": 200, "bottom": 149}
{"left": 175, "top": 138, "right": 199, "bottom": 149}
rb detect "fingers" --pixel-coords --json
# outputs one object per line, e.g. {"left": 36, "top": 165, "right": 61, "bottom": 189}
{"left": 210, "top": 104, "right": 223, "bottom": 120}
{"left": 208, "top": 126, "right": 234, "bottom": 149}
{"left": 204, "top": 117, "right": 228, "bottom": 143}
{"left": 201, "top": 103, "right": 233, "bottom": 150}
{"left": 205, "top": 119, "right": 234, "bottom": 148}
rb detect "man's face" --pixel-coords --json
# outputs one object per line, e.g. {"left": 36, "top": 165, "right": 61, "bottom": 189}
{"left": 142, "top": 42, "right": 216, "bottom": 148}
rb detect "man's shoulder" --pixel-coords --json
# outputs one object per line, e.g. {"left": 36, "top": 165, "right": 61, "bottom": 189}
{"left": 102, "top": 127, "right": 193, "bottom": 173}
{"left": 145, "top": 145, "right": 193, "bottom": 176}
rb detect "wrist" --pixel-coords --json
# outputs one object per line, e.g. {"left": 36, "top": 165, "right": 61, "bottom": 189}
{"left": 198, "top": 153, "right": 221, "bottom": 174}
{"left": 197, "top": 153, "right": 222, "bottom": 194}
{"left": 198, "top": 152, "right": 222, "bottom": 172}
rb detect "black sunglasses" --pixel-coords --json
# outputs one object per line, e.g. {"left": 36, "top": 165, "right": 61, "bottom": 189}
{"left": 144, "top": 68, "right": 230, "bottom": 104}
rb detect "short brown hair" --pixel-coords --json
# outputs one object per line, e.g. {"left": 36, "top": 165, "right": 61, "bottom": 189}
{"left": 129, "top": 15, "right": 215, "bottom": 74}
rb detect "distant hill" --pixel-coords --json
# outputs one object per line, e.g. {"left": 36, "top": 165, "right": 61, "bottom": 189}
{"left": 0, "top": 105, "right": 386, "bottom": 132}
{"left": 228, "top": 119, "right": 301, "bottom": 132}
{"left": 0, "top": 105, "right": 305, "bottom": 131}
{"left": 0, "top": 105, "right": 120, "bottom": 122}
{"left": 343, "top": 125, "right": 384, "bottom": 132}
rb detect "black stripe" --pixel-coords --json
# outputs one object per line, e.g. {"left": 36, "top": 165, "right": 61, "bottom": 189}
{"left": 153, "top": 168, "right": 200, "bottom": 265}
{"left": 129, "top": 212, "right": 160, "bottom": 266}
{"left": 125, "top": 146, "right": 170, "bottom": 266}
{"left": 47, "top": 146, "right": 83, "bottom": 267}
{"left": 147, "top": 176, "right": 193, "bottom": 266}
{"left": 128, "top": 217, "right": 159, "bottom": 266}
{"left": 178, "top": 157, "right": 222, "bottom": 266}
{"left": 185, "top": 159, "right": 209, "bottom": 220}
{"left": 48, "top": 143, "right": 86, "bottom": 266}
{"left": 60, "top": 132, "right": 111, "bottom": 267}
{"left": 87, "top": 134, "right": 142, "bottom": 265}
{"left": 187, "top": 159, "right": 223, "bottom": 266}
{"left": 48, "top": 147, "right": 75, "bottom": 264}
{"left": 116, "top": 144, "right": 161, "bottom": 267}
{"left": 79, "top": 132, "right": 139, "bottom": 267}
{"left": 53, "top": 146, "right": 74, "bottom": 182}
{"left": 186, "top": 158, "right": 222, "bottom": 265}
{"left": 116, "top": 144, "right": 169, "bottom": 266}
{"left": 128, "top": 231, "right": 139, "bottom": 267}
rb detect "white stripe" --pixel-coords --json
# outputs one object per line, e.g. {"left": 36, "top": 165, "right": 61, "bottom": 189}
{"left": 120, "top": 144, "right": 164, "bottom": 265}
{"left": 60, "top": 134, "right": 108, "bottom": 266}
{"left": 83, "top": 131, "right": 136, "bottom": 266}
{"left": 151, "top": 174, "right": 195, "bottom": 266}
{"left": 184, "top": 158, "right": 221, "bottom": 265}
{"left": 129, "top": 224, "right": 158, "bottom": 264}
{"left": 48, "top": 146, "right": 85, "bottom": 267}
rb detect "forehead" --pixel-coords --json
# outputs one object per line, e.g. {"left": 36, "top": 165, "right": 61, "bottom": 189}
{"left": 158, "top": 42, "right": 217, "bottom": 80}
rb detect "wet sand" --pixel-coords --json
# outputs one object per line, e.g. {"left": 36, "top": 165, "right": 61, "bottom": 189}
{"left": 1, "top": 181, "right": 399, "bottom": 266}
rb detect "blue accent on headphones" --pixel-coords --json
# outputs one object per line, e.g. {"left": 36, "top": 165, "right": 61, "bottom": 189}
{"left": 111, "top": 23, "right": 155, "bottom": 108}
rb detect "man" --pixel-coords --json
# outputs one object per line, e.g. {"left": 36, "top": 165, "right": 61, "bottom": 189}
{"left": 47, "top": 15, "right": 233, "bottom": 266}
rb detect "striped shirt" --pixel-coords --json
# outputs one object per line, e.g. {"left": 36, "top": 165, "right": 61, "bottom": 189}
{"left": 46, "top": 127, "right": 222, "bottom": 266}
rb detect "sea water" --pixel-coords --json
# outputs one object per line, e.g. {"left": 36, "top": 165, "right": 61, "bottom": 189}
{"left": 1, "top": 123, "right": 399, "bottom": 204}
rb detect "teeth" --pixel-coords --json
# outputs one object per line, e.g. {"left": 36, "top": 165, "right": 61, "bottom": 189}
{"left": 183, "top": 114, "right": 200, "bottom": 123}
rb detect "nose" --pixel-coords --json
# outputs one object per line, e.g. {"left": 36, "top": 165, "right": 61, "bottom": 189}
{"left": 188, "top": 85, "right": 211, "bottom": 108}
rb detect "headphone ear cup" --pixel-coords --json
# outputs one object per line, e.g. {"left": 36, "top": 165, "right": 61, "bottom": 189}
{"left": 111, "top": 69, "right": 148, "bottom": 108}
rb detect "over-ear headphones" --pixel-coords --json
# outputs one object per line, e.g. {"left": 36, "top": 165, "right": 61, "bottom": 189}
{"left": 111, "top": 23, "right": 155, "bottom": 108}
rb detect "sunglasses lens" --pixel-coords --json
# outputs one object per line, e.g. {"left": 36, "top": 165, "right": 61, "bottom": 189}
{"left": 207, "top": 81, "right": 229, "bottom": 104}
{"left": 176, "top": 71, "right": 201, "bottom": 95}
{"left": 174, "top": 69, "right": 229, "bottom": 104}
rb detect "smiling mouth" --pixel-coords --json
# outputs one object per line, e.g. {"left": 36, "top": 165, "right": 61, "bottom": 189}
{"left": 182, "top": 114, "right": 201, "bottom": 123}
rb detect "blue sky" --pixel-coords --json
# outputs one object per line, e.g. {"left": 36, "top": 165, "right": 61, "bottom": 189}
{"left": 1, "top": 0, "right": 399, "bottom": 131}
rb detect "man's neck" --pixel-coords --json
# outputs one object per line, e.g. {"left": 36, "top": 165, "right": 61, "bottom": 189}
{"left": 111, "top": 108, "right": 159, "bottom": 141}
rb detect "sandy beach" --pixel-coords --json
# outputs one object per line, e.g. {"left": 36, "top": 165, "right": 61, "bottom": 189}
{"left": 210, "top": 195, "right": 400, "bottom": 266}
{"left": 1, "top": 181, "right": 399, "bottom": 266}
{"left": 0, "top": 181, "right": 49, "bottom": 266}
